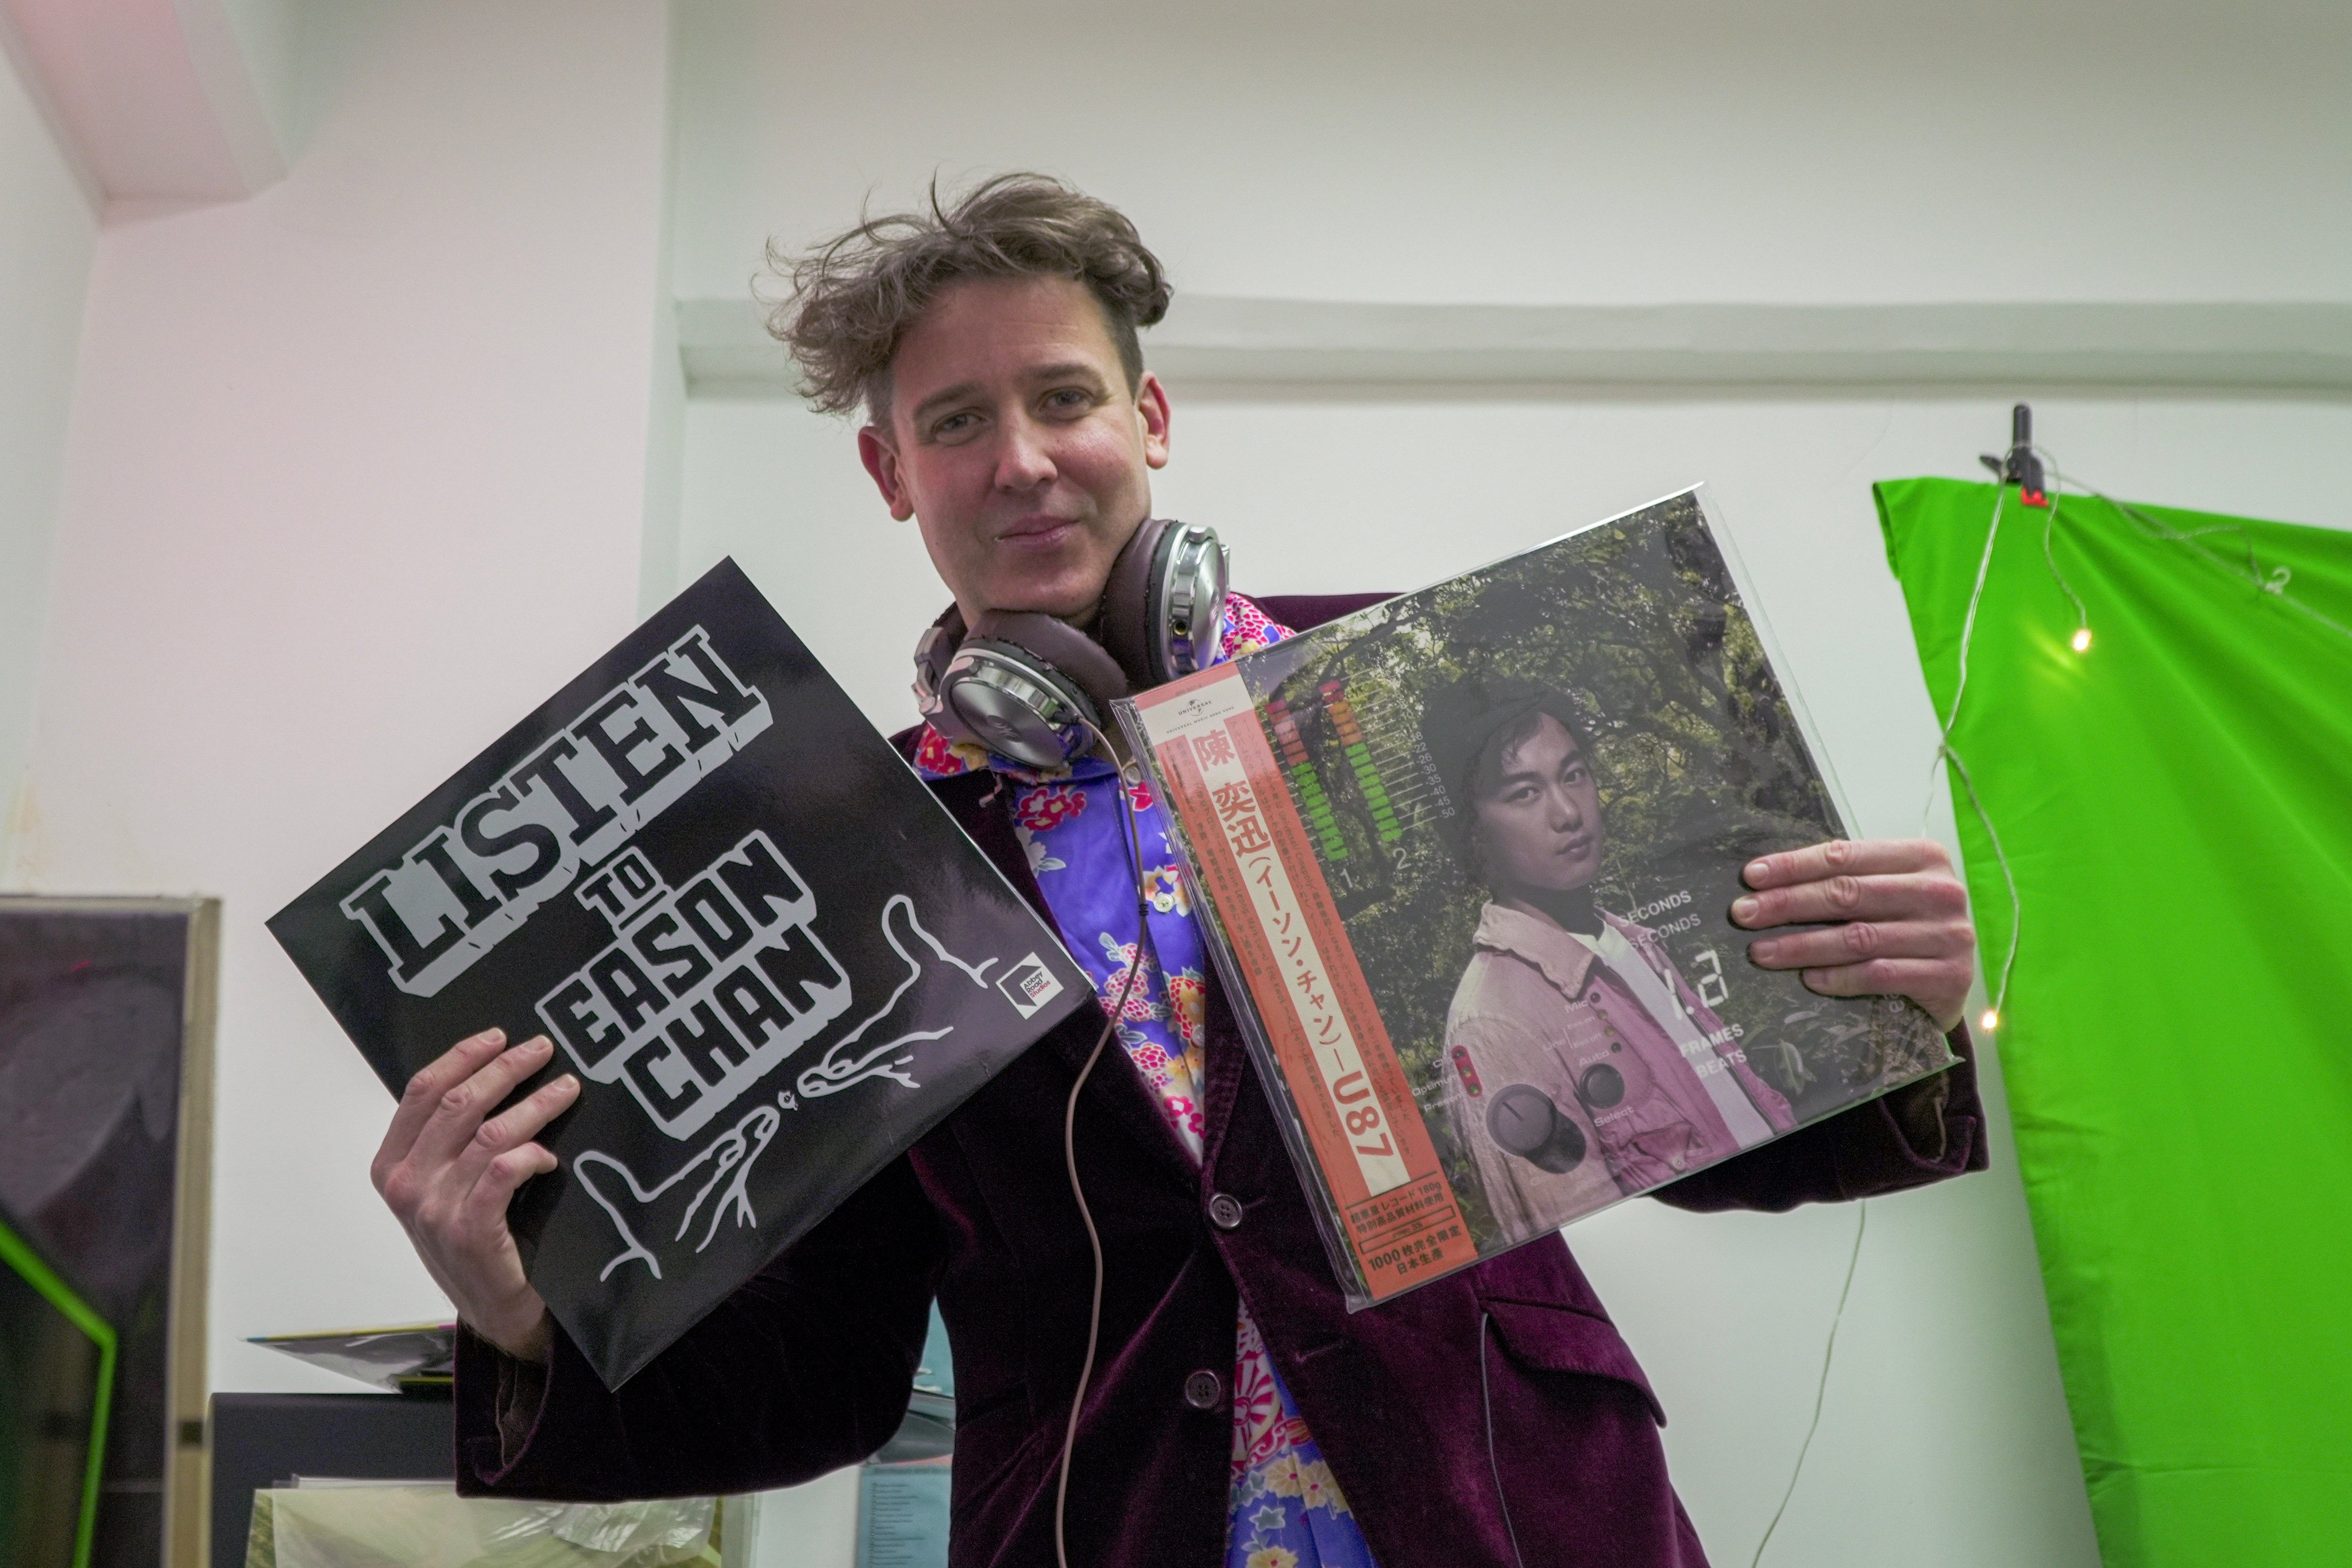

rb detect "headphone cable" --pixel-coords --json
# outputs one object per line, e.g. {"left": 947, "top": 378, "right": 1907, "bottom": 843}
{"left": 1053, "top": 729, "right": 1154, "bottom": 1568}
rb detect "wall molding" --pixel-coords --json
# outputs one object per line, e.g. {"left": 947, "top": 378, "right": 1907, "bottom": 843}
{"left": 679, "top": 296, "right": 2352, "bottom": 400}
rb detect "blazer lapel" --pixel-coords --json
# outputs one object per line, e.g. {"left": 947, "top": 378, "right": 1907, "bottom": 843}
{"left": 930, "top": 768, "right": 1205, "bottom": 1194}
{"left": 1197, "top": 963, "right": 1254, "bottom": 1177}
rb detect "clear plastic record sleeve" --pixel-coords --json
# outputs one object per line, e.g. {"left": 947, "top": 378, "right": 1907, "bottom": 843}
{"left": 1115, "top": 486, "right": 1957, "bottom": 1310}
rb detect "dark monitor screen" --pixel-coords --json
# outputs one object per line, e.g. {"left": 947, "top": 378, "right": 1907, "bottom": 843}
{"left": 0, "top": 1212, "right": 114, "bottom": 1568}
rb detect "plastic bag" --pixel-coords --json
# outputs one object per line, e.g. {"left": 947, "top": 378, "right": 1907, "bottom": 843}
{"left": 246, "top": 1484, "right": 717, "bottom": 1568}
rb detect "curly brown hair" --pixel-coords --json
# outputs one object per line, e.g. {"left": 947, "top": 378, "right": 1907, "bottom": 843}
{"left": 764, "top": 173, "right": 1173, "bottom": 422}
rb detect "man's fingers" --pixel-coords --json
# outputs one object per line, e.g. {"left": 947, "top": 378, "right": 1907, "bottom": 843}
{"left": 445, "top": 1074, "right": 581, "bottom": 1189}
{"left": 1731, "top": 870, "right": 1967, "bottom": 930}
{"left": 449, "top": 1140, "right": 558, "bottom": 1279}
{"left": 1794, "top": 955, "right": 1973, "bottom": 1022}
{"left": 405, "top": 1034, "right": 558, "bottom": 1173}
{"left": 1741, "top": 838, "right": 1951, "bottom": 891}
{"left": 374, "top": 1028, "right": 507, "bottom": 1191}
{"left": 451, "top": 1144, "right": 558, "bottom": 1362}
{"left": 1747, "top": 919, "right": 1975, "bottom": 972}
{"left": 461, "top": 1141, "right": 561, "bottom": 1233}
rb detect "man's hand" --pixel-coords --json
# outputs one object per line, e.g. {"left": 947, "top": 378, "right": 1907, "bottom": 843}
{"left": 1730, "top": 839, "right": 1977, "bottom": 1033}
{"left": 371, "top": 1028, "right": 580, "bottom": 1362}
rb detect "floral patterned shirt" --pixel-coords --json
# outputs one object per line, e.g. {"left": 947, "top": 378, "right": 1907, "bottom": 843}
{"left": 907, "top": 593, "right": 1376, "bottom": 1568}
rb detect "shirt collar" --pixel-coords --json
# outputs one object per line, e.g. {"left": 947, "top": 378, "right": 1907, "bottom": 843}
{"left": 1470, "top": 901, "right": 1658, "bottom": 997}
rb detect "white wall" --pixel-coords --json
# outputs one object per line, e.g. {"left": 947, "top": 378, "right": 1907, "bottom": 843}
{"left": 671, "top": 0, "right": 2352, "bottom": 312}
{"left": 0, "top": 40, "right": 97, "bottom": 851}
{"left": 10, "top": 0, "right": 674, "bottom": 1391}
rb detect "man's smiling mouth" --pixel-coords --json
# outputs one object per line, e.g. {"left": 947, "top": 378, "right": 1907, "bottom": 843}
{"left": 999, "top": 515, "right": 1081, "bottom": 544}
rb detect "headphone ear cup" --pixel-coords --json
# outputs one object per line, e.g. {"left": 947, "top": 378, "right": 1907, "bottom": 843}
{"left": 932, "top": 638, "right": 1105, "bottom": 770}
{"left": 1114, "top": 519, "right": 1227, "bottom": 688}
{"left": 967, "top": 612, "right": 1129, "bottom": 705}
{"left": 1168, "top": 523, "right": 1231, "bottom": 678}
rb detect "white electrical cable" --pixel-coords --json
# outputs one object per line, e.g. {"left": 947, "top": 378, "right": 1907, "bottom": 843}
{"left": 2041, "top": 454, "right": 2352, "bottom": 647}
{"left": 1922, "top": 478, "right": 2025, "bottom": 1027}
{"left": 1750, "top": 1203, "right": 1868, "bottom": 1568}
{"left": 1053, "top": 723, "right": 1154, "bottom": 1568}
{"left": 1937, "top": 478, "right": 2008, "bottom": 737}
{"left": 2038, "top": 484, "right": 2091, "bottom": 647}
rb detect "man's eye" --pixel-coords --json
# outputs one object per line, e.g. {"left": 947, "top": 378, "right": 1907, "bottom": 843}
{"left": 932, "top": 411, "right": 979, "bottom": 439}
{"left": 1044, "top": 388, "right": 1092, "bottom": 413}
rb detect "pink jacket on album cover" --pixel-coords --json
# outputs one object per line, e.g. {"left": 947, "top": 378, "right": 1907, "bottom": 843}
{"left": 1445, "top": 904, "right": 1798, "bottom": 1243}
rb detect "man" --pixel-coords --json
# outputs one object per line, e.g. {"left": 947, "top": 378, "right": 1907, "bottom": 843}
{"left": 373, "top": 175, "right": 1984, "bottom": 1567}
{"left": 1427, "top": 683, "right": 1802, "bottom": 1246}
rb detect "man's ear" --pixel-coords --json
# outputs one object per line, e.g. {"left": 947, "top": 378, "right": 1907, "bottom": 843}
{"left": 1136, "top": 372, "right": 1172, "bottom": 470}
{"left": 858, "top": 424, "right": 917, "bottom": 522}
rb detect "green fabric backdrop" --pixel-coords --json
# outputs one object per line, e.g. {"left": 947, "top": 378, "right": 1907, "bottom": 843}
{"left": 1876, "top": 477, "right": 2352, "bottom": 1566}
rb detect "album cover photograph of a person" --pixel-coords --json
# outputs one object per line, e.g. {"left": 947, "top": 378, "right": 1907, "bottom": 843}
{"left": 1150, "top": 490, "right": 1959, "bottom": 1262}
{"left": 1424, "top": 681, "right": 1802, "bottom": 1247}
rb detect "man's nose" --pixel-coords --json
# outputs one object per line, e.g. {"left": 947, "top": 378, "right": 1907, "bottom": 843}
{"left": 1547, "top": 789, "right": 1583, "bottom": 832}
{"left": 994, "top": 414, "right": 1057, "bottom": 491}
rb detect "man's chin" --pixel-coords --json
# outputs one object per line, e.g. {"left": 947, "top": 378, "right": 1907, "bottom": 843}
{"left": 980, "top": 570, "right": 1110, "bottom": 624}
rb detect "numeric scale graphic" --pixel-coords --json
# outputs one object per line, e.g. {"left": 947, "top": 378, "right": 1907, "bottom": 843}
{"left": 1263, "top": 677, "right": 1454, "bottom": 883}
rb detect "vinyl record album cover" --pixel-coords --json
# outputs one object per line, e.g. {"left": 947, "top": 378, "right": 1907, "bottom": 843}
{"left": 271, "top": 559, "right": 1089, "bottom": 1387}
{"left": 1119, "top": 488, "right": 1955, "bottom": 1309}
{"left": 249, "top": 1324, "right": 456, "bottom": 1393}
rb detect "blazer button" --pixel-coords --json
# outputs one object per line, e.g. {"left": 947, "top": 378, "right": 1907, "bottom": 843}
{"left": 1208, "top": 1192, "right": 1245, "bottom": 1231}
{"left": 1183, "top": 1369, "right": 1223, "bottom": 1410}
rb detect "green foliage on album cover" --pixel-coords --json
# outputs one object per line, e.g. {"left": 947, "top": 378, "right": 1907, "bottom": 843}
{"left": 1234, "top": 493, "right": 1948, "bottom": 1236}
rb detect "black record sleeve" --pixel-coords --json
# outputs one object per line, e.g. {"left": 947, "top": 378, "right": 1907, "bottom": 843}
{"left": 269, "top": 558, "right": 1088, "bottom": 1388}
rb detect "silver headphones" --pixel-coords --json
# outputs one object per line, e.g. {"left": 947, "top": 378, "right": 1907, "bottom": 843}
{"left": 912, "top": 518, "right": 1229, "bottom": 769}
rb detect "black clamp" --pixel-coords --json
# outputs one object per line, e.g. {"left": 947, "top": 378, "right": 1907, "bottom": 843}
{"left": 1978, "top": 402, "right": 2049, "bottom": 508}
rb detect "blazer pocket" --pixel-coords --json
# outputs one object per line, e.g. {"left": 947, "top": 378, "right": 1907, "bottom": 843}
{"left": 1478, "top": 1296, "right": 1666, "bottom": 1426}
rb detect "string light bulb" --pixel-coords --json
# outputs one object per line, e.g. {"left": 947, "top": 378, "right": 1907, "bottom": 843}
{"left": 1979, "top": 1007, "right": 2000, "bottom": 1032}
{"left": 2070, "top": 626, "right": 2092, "bottom": 653}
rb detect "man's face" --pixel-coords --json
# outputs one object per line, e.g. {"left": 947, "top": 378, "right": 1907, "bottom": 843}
{"left": 1470, "top": 713, "right": 1606, "bottom": 894}
{"left": 858, "top": 275, "right": 1171, "bottom": 625}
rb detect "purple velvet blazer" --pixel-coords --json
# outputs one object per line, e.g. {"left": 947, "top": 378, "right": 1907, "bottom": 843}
{"left": 454, "top": 592, "right": 1987, "bottom": 1568}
